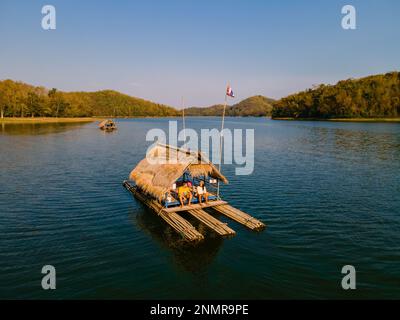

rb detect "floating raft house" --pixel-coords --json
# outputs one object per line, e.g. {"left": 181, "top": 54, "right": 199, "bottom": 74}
{"left": 123, "top": 143, "right": 265, "bottom": 242}
{"left": 98, "top": 119, "right": 117, "bottom": 131}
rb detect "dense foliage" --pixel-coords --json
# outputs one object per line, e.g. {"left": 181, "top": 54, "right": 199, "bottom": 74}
{"left": 0, "top": 80, "right": 178, "bottom": 118}
{"left": 272, "top": 72, "right": 400, "bottom": 119}
{"left": 185, "top": 95, "right": 274, "bottom": 117}
{"left": 4, "top": 73, "right": 398, "bottom": 120}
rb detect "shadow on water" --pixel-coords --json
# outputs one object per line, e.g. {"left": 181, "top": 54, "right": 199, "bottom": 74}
{"left": 129, "top": 207, "right": 224, "bottom": 274}
{"left": 0, "top": 122, "right": 89, "bottom": 135}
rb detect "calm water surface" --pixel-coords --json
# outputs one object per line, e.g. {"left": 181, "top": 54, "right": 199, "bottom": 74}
{"left": 0, "top": 118, "right": 399, "bottom": 299}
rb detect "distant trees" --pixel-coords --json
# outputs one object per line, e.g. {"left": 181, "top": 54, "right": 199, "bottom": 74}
{"left": 47, "top": 88, "right": 70, "bottom": 117}
{"left": 185, "top": 95, "right": 274, "bottom": 117}
{"left": 272, "top": 72, "right": 400, "bottom": 119}
{"left": 0, "top": 80, "right": 17, "bottom": 118}
{"left": 0, "top": 80, "right": 178, "bottom": 118}
{"left": 3, "top": 72, "right": 398, "bottom": 120}
{"left": 185, "top": 104, "right": 225, "bottom": 116}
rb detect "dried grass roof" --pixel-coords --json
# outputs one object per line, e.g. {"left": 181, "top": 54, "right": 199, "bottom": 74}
{"left": 129, "top": 143, "right": 228, "bottom": 200}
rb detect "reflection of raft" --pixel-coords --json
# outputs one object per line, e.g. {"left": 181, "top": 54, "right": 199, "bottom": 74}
{"left": 98, "top": 119, "right": 117, "bottom": 131}
{"left": 123, "top": 143, "right": 266, "bottom": 243}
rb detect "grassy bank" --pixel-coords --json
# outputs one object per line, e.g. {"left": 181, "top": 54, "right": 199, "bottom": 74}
{"left": 0, "top": 117, "right": 100, "bottom": 124}
{"left": 272, "top": 117, "right": 400, "bottom": 123}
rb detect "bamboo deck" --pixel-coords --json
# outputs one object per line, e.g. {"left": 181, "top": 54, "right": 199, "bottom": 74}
{"left": 212, "top": 205, "right": 266, "bottom": 231}
{"left": 187, "top": 209, "right": 236, "bottom": 237}
{"left": 123, "top": 181, "right": 265, "bottom": 242}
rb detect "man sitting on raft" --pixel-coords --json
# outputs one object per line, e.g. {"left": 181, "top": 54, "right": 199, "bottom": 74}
{"left": 197, "top": 181, "right": 209, "bottom": 204}
{"left": 178, "top": 182, "right": 192, "bottom": 207}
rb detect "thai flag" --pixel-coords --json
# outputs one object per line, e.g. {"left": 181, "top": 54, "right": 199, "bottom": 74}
{"left": 226, "top": 86, "right": 235, "bottom": 98}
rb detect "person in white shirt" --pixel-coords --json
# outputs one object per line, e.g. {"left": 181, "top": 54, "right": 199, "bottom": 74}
{"left": 196, "top": 181, "right": 209, "bottom": 204}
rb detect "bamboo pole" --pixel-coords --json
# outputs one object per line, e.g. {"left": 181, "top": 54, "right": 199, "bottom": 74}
{"left": 187, "top": 209, "right": 236, "bottom": 237}
{"left": 182, "top": 96, "right": 186, "bottom": 143}
{"left": 217, "top": 92, "right": 228, "bottom": 198}
{"left": 212, "top": 205, "right": 266, "bottom": 231}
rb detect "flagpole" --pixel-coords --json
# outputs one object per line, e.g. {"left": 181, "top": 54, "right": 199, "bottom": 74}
{"left": 217, "top": 90, "right": 228, "bottom": 198}
{"left": 182, "top": 96, "right": 186, "bottom": 143}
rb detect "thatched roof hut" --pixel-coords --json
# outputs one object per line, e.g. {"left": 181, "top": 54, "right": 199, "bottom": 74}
{"left": 98, "top": 119, "right": 116, "bottom": 129}
{"left": 129, "top": 143, "right": 228, "bottom": 200}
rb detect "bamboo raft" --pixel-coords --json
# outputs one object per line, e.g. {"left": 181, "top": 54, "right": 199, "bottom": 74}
{"left": 98, "top": 119, "right": 117, "bottom": 131}
{"left": 124, "top": 181, "right": 265, "bottom": 242}
{"left": 124, "top": 181, "right": 204, "bottom": 242}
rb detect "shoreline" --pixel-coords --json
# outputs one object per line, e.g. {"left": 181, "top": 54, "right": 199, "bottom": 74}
{"left": 272, "top": 117, "right": 400, "bottom": 123}
{"left": 0, "top": 116, "right": 267, "bottom": 123}
{"left": 0, "top": 117, "right": 100, "bottom": 124}
{"left": 2, "top": 116, "right": 400, "bottom": 124}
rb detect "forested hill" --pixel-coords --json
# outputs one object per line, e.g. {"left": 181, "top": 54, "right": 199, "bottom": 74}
{"left": 0, "top": 80, "right": 178, "bottom": 118}
{"left": 229, "top": 95, "right": 275, "bottom": 116}
{"left": 272, "top": 72, "right": 400, "bottom": 119}
{"left": 185, "top": 104, "right": 225, "bottom": 116}
{"left": 185, "top": 95, "right": 275, "bottom": 117}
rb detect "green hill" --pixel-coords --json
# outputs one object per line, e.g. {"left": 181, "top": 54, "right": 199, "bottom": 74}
{"left": 272, "top": 72, "right": 400, "bottom": 119}
{"left": 185, "top": 95, "right": 274, "bottom": 117}
{"left": 230, "top": 95, "right": 275, "bottom": 116}
{"left": 184, "top": 104, "right": 225, "bottom": 116}
{"left": 0, "top": 80, "right": 178, "bottom": 118}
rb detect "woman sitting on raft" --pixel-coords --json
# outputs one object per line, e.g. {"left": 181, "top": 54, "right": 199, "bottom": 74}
{"left": 178, "top": 182, "right": 193, "bottom": 207}
{"left": 196, "top": 181, "right": 209, "bottom": 204}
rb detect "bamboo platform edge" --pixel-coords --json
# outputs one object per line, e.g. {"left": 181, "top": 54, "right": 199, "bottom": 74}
{"left": 211, "top": 205, "right": 266, "bottom": 231}
{"left": 163, "top": 200, "right": 228, "bottom": 213}
{"left": 123, "top": 181, "right": 204, "bottom": 242}
{"left": 187, "top": 209, "right": 236, "bottom": 237}
{"left": 123, "top": 180, "right": 266, "bottom": 242}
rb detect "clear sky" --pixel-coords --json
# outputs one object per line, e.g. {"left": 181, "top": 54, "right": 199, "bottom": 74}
{"left": 0, "top": 0, "right": 399, "bottom": 107}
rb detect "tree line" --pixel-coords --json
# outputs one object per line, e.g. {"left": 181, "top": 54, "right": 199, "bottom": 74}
{"left": 0, "top": 79, "right": 178, "bottom": 118}
{"left": 0, "top": 80, "right": 275, "bottom": 119}
{"left": 2, "top": 72, "right": 399, "bottom": 119}
{"left": 272, "top": 72, "right": 400, "bottom": 119}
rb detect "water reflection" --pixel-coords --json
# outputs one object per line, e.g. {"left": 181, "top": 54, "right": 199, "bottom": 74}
{"left": 294, "top": 124, "right": 400, "bottom": 162}
{"left": 0, "top": 122, "right": 90, "bottom": 136}
{"left": 130, "top": 208, "right": 223, "bottom": 274}
{"left": 332, "top": 128, "right": 400, "bottom": 160}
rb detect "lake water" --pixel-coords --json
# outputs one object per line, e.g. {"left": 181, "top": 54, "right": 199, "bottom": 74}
{"left": 0, "top": 118, "right": 399, "bottom": 299}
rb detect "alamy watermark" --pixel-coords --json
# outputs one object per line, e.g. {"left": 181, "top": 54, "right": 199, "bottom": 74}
{"left": 41, "top": 265, "right": 56, "bottom": 290}
{"left": 341, "top": 265, "right": 356, "bottom": 290}
{"left": 146, "top": 121, "right": 255, "bottom": 176}
{"left": 39, "top": 4, "right": 356, "bottom": 31}
{"left": 342, "top": 5, "right": 357, "bottom": 30}
{"left": 41, "top": 5, "right": 56, "bottom": 30}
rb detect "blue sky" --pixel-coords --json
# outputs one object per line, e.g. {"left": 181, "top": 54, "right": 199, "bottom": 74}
{"left": 0, "top": 0, "right": 399, "bottom": 107}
